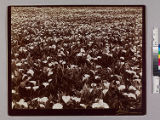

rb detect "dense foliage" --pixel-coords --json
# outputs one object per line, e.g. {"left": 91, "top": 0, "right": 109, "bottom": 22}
{"left": 11, "top": 7, "right": 143, "bottom": 112}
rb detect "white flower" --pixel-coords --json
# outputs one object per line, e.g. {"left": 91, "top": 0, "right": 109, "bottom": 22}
{"left": 123, "top": 93, "right": 128, "bottom": 96}
{"left": 38, "top": 97, "right": 48, "bottom": 103}
{"left": 131, "top": 66, "right": 139, "bottom": 70}
{"left": 76, "top": 52, "right": 83, "bottom": 57}
{"left": 122, "top": 50, "right": 127, "bottom": 53}
{"left": 128, "top": 93, "right": 136, "bottom": 99}
{"left": 133, "top": 74, "right": 139, "bottom": 78}
{"left": 66, "top": 51, "right": 69, "bottom": 54}
{"left": 116, "top": 81, "right": 120, "bottom": 85}
{"left": 34, "top": 63, "right": 38, "bottom": 66}
{"left": 25, "top": 86, "right": 31, "bottom": 90}
{"left": 12, "top": 90, "right": 16, "bottom": 94}
{"left": 91, "top": 83, "right": 97, "bottom": 87}
{"left": 58, "top": 51, "right": 65, "bottom": 56}
{"left": 92, "top": 57, "right": 98, "bottom": 61}
{"left": 90, "top": 70, "right": 97, "bottom": 74}
{"left": 18, "top": 69, "right": 23, "bottom": 72}
{"left": 80, "top": 48, "right": 85, "bottom": 53}
{"left": 62, "top": 96, "right": 71, "bottom": 103}
{"left": 52, "top": 103, "right": 63, "bottom": 109}
{"left": 114, "top": 74, "right": 122, "bottom": 80}
{"left": 89, "top": 88, "right": 93, "bottom": 93}
{"left": 32, "top": 98, "right": 38, "bottom": 101}
{"left": 47, "top": 56, "right": 51, "bottom": 60}
{"left": 126, "top": 70, "right": 136, "bottom": 75}
{"left": 71, "top": 97, "right": 81, "bottom": 103}
{"left": 30, "top": 46, "right": 34, "bottom": 50}
{"left": 135, "top": 90, "right": 141, "bottom": 96}
{"left": 99, "top": 99, "right": 109, "bottom": 108}
{"left": 52, "top": 61, "right": 58, "bottom": 66}
{"left": 48, "top": 63, "right": 52, "bottom": 67}
{"left": 12, "top": 74, "right": 14, "bottom": 79}
{"left": 123, "top": 93, "right": 137, "bottom": 99}
{"left": 118, "top": 85, "right": 126, "bottom": 91}
{"left": 63, "top": 43, "right": 67, "bottom": 47}
{"left": 14, "top": 53, "right": 19, "bottom": 57}
{"left": 14, "top": 70, "right": 19, "bottom": 76}
{"left": 27, "top": 69, "right": 34, "bottom": 76}
{"left": 12, "top": 102, "right": 15, "bottom": 109}
{"left": 48, "top": 79, "right": 52, "bottom": 82}
{"left": 87, "top": 54, "right": 92, "bottom": 61}
{"left": 106, "top": 67, "right": 112, "bottom": 73}
{"left": 52, "top": 45, "right": 56, "bottom": 49}
{"left": 103, "top": 82, "right": 110, "bottom": 88}
{"left": 120, "top": 62, "right": 125, "bottom": 65}
{"left": 97, "top": 56, "right": 102, "bottom": 59}
{"left": 120, "top": 57, "right": 124, "bottom": 60}
{"left": 102, "top": 89, "right": 109, "bottom": 95}
{"left": 129, "top": 86, "right": 137, "bottom": 91}
{"left": 96, "top": 65, "right": 102, "bottom": 69}
{"left": 59, "top": 60, "right": 63, "bottom": 63}
{"left": 88, "top": 41, "right": 93, "bottom": 46}
{"left": 42, "top": 60, "right": 48, "bottom": 63}
{"left": 130, "top": 107, "right": 135, "bottom": 109}
{"left": 92, "top": 99, "right": 109, "bottom": 109}
{"left": 17, "top": 99, "right": 28, "bottom": 108}
{"left": 106, "top": 53, "right": 113, "bottom": 57}
{"left": 33, "top": 86, "right": 39, "bottom": 91}
{"left": 139, "top": 72, "right": 142, "bottom": 77}
{"left": 80, "top": 104, "right": 87, "bottom": 108}
{"left": 62, "top": 61, "right": 66, "bottom": 65}
{"left": 70, "top": 65, "right": 78, "bottom": 69}
{"left": 16, "top": 63, "right": 22, "bottom": 67}
{"left": 92, "top": 103, "right": 101, "bottom": 108}
{"left": 42, "top": 82, "right": 49, "bottom": 87}
{"left": 29, "top": 81, "right": 36, "bottom": 86}
{"left": 39, "top": 104, "right": 45, "bottom": 108}
{"left": 82, "top": 74, "right": 90, "bottom": 81}
{"left": 48, "top": 71, "right": 53, "bottom": 76}
{"left": 133, "top": 79, "right": 141, "bottom": 83}
{"left": 95, "top": 75, "right": 100, "bottom": 79}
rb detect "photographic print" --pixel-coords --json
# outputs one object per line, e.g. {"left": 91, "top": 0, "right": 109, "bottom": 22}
{"left": 8, "top": 5, "right": 146, "bottom": 115}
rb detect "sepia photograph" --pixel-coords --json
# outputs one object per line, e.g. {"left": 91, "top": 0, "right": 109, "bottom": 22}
{"left": 8, "top": 5, "right": 146, "bottom": 115}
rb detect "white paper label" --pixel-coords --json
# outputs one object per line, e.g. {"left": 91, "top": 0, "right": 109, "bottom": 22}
{"left": 153, "top": 76, "right": 160, "bottom": 93}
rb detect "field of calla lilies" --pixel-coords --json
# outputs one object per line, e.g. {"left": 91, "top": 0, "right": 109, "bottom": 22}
{"left": 11, "top": 7, "right": 143, "bottom": 111}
